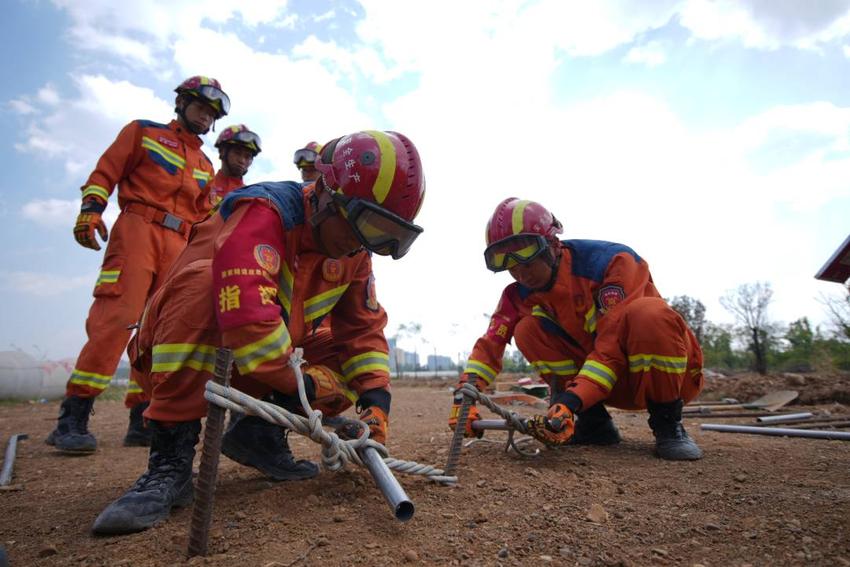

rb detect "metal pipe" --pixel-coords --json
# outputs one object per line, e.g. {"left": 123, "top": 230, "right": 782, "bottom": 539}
{"left": 359, "top": 447, "right": 414, "bottom": 522}
{"left": 0, "top": 434, "right": 28, "bottom": 486}
{"left": 756, "top": 412, "right": 814, "bottom": 424}
{"left": 701, "top": 423, "right": 850, "bottom": 441}
{"left": 472, "top": 419, "right": 511, "bottom": 431}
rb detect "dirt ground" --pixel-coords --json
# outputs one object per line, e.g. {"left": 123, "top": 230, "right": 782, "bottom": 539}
{"left": 1, "top": 372, "right": 849, "bottom": 567}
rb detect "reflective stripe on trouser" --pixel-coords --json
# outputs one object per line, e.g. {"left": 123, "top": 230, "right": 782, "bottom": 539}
{"left": 143, "top": 325, "right": 351, "bottom": 423}
{"left": 67, "top": 211, "right": 187, "bottom": 405}
{"left": 513, "top": 297, "right": 703, "bottom": 411}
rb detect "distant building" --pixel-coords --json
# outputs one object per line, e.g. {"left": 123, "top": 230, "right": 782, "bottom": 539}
{"left": 427, "top": 354, "right": 454, "bottom": 371}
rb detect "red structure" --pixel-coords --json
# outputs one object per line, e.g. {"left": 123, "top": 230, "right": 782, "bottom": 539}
{"left": 815, "top": 234, "right": 850, "bottom": 283}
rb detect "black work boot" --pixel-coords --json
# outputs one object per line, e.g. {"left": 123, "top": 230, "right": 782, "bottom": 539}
{"left": 123, "top": 401, "right": 153, "bottom": 447}
{"left": 91, "top": 420, "right": 200, "bottom": 535}
{"left": 46, "top": 396, "right": 97, "bottom": 454}
{"left": 221, "top": 414, "right": 318, "bottom": 481}
{"left": 647, "top": 399, "right": 703, "bottom": 461}
{"left": 569, "top": 403, "right": 622, "bottom": 445}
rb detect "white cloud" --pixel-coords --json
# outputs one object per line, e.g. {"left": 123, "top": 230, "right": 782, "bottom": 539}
{"left": 9, "top": 98, "right": 36, "bottom": 115}
{"left": 680, "top": 0, "right": 850, "bottom": 51}
{"left": 37, "top": 84, "right": 60, "bottom": 105}
{"left": 0, "top": 271, "right": 93, "bottom": 297}
{"left": 625, "top": 40, "right": 668, "bottom": 66}
{"left": 21, "top": 198, "right": 120, "bottom": 229}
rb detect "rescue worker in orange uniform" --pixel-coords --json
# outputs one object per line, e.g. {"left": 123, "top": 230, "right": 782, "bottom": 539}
{"left": 91, "top": 130, "right": 426, "bottom": 535}
{"left": 208, "top": 124, "right": 262, "bottom": 205}
{"left": 293, "top": 141, "right": 323, "bottom": 184}
{"left": 449, "top": 198, "right": 704, "bottom": 461}
{"left": 47, "top": 76, "right": 230, "bottom": 454}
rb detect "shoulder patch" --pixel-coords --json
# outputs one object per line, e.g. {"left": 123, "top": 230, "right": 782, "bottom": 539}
{"left": 253, "top": 244, "right": 280, "bottom": 274}
{"left": 597, "top": 284, "right": 625, "bottom": 313}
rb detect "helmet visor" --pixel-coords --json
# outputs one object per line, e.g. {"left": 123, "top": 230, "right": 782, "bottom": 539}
{"left": 333, "top": 194, "right": 423, "bottom": 259}
{"left": 196, "top": 85, "right": 231, "bottom": 118}
{"left": 294, "top": 148, "right": 319, "bottom": 168}
{"left": 231, "top": 130, "right": 262, "bottom": 154}
{"left": 484, "top": 234, "right": 548, "bottom": 272}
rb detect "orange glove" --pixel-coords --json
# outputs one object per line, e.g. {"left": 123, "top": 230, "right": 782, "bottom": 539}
{"left": 338, "top": 406, "right": 389, "bottom": 445}
{"left": 73, "top": 212, "right": 108, "bottom": 251}
{"left": 448, "top": 403, "right": 483, "bottom": 438}
{"left": 527, "top": 403, "right": 575, "bottom": 446}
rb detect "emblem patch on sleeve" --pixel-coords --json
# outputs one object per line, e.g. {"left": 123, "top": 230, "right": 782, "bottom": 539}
{"left": 322, "top": 258, "right": 342, "bottom": 282}
{"left": 253, "top": 244, "right": 280, "bottom": 274}
{"left": 597, "top": 285, "right": 625, "bottom": 313}
{"left": 365, "top": 273, "right": 379, "bottom": 311}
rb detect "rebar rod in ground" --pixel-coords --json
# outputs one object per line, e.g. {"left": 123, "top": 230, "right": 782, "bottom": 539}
{"left": 444, "top": 387, "right": 475, "bottom": 477}
{"left": 187, "top": 348, "right": 233, "bottom": 558}
{"left": 0, "top": 434, "right": 28, "bottom": 486}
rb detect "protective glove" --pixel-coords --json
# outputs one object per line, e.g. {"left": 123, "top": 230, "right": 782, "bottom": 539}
{"left": 74, "top": 211, "right": 108, "bottom": 251}
{"left": 526, "top": 403, "right": 575, "bottom": 447}
{"left": 448, "top": 403, "right": 483, "bottom": 438}
{"left": 337, "top": 406, "right": 389, "bottom": 445}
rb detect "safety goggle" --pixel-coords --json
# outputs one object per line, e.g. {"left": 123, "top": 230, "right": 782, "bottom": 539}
{"left": 331, "top": 193, "right": 423, "bottom": 259}
{"left": 484, "top": 234, "right": 549, "bottom": 272}
{"left": 293, "top": 148, "right": 319, "bottom": 168}
{"left": 229, "top": 130, "right": 262, "bottom": 153}
{"left": 195, "top": 85, "right": 231, "bottom": 118}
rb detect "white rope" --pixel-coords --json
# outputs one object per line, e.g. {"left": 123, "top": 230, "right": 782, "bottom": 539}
{"left": 457, "top": 382, "right": 541, "bottom": 457}
{"left": 204, "top": 348, "right": 456, "bottom": 484}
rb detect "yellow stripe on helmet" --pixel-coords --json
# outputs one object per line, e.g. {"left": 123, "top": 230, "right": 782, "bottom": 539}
{"left": 365, "top": 130, "right": 397, "bottom": 205}
{"left": 511, "top": 200, "right": 531, "bottom": 235}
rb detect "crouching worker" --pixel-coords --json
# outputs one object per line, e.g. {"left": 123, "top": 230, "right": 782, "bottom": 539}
{"left": 92, "top": 131, "right": 426, "bottom": 535}
{"left": 449, "top": 198, "right": 704, "bottom": 461}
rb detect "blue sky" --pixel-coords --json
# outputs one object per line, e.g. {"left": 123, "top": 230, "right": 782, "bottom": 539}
{"left": 1, "top": 0, "right": 849, "bottom": 362}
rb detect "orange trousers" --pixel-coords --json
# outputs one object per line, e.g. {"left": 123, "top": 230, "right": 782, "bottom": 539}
{"left": 66, "top": 209, "right": 188, "bottom": 408}
{"left": 137, "top": 326, "right": 347, "bottom": 423}
{"left": 514, "top": 297, "right": 703, "bottom": 411}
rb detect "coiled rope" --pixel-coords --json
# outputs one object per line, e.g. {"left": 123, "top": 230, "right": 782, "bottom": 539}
{"left": 204, "top": 348, "right": 456, "bottom": 484}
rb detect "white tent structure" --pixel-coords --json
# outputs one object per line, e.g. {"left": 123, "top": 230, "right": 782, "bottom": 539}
{"left": 0, "top": 351, "right": 70, "bottom": 400}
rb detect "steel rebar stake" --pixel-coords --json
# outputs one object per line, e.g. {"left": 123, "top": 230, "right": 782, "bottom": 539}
{"left": 444, "top": 385, "right": 476, "bottom": 477}
{"left": 187, "top": 348, "right": 233, "bottom": 558}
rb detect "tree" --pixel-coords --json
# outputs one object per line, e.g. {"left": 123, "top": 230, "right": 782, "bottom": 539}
{"left": 720, "top": 282, "right": 774, "bottom": 375}
{"left": 819, "top": 286, "right": 850, "bottom": 341}
{"left": 669, "top": 295, "right": 707, "bottom": 343}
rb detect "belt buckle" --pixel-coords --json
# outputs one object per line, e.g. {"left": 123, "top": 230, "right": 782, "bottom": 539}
{"left": 162, "top": 213, "right": 183, "bottom": 232}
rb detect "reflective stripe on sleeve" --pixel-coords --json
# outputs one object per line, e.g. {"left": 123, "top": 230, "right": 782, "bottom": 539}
{"left": 69, "top": 368, "right": 113, "bottom": 390}
{"left": 577, "top": 359, "right": 617, "bottom": 391}
{"left": 341, "top": 351, "right": 390, "bottom": 382}
{"left": 628, "top": 353, "right": 688, "bottom": 374}
{"left": 463, "top": 359, "right": 497, "bottom": 384}
{"left": 531, "top": 358, "right": 578, "bottom": 377}
{"left": 232, "top": 321, "right": 291, "bottom": 375}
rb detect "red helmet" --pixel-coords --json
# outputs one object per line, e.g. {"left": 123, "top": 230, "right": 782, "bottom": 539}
{"left": 174, "top": 75, "right": 230, "bottom": 118}
{"left": 485, "top": 198, "right": 562, "bottom": 245}
{"left": 293, "top": 141, "right": 324, "bottom": 168}
{"left": 215, "top": 124, "right": 262, "bottom": 155}
{"left": 483, "top": 198, "right": 563, "bottom": 272}
{"left": 315, "top": 130, "right": 426, "bottom": 259}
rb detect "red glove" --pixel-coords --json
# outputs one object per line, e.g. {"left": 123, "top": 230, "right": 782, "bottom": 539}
{"left": 527, "top": 403, "right": 575, "bottom": 446}
{"left": 448, "top": 404, "right": 483, "bottom": 438}
{"left": 74, "top": 212, "right": 108, "bottom": 251}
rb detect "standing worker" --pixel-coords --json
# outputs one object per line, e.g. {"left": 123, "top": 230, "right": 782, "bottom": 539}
{"left": 208, "top": 124, "right": 262, "bottom": 205}
{"left": 47, "top": 76, "right": 230, "bottom": 454}
{"left": 293, "top": 141, "right": 323, "bottom": 184}
{"left": 91, "top": 130, "right": 426, "bottom": 535}
{"left": 449, "top": 198, "right": 704, "bottom": 460}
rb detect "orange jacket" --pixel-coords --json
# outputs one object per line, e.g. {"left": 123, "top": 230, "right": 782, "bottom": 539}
{"left": 208, "top": 171, "right": 244, "bottom": 206}
{"left": 465, "top": 240, "right": 701, "bottom": 408}
{"left": 144, "top": 181, "right": 390, "bottom": 399}
{"left": 80, "top": 119, "right": 214, "bottom": 222}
